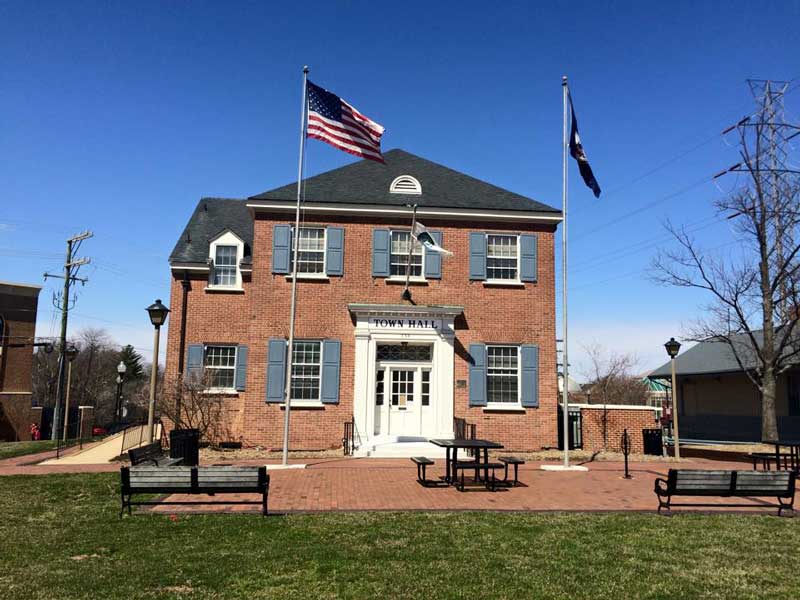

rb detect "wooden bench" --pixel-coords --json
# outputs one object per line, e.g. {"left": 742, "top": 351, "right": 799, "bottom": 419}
{"left": 747, "top": 452, "right": 794, "bottom": 471}
{"left": 454, "top": 460, "right": 504, "bottom": 492}
{"left": 120, "top": 466, "right": 270, "bottom": 516}
{"left": 499, "top": 456, "right": 526, "bottom": 486}
{"left": 654, "top": 469, "right": 796, "bottom": 516}
{"left": 128, "top": 441, "right": 182, "bottom": 467}
{"left": 411, "top": 456, "right": 436, "bottom": 486}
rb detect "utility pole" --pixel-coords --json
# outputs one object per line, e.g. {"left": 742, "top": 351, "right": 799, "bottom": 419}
{"left": 44, "top": 231, "right": 92, "bottom": 441}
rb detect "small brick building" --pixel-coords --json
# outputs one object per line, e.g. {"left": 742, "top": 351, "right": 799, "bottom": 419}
{"left": 165, "top": 150, "right": 562, "bottom": 452}
{"left": 0, "top": 281, "right": 42, "bottom": 441}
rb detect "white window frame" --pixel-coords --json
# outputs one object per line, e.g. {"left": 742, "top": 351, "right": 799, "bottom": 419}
{"left": 485, "top": 233, "right": 520, "bottom": 284}
{"left": 289, "top": 339, "right": 324, "bottom": 404}
{"left": 288, "top": 226, "right": 328, "bottom": 280}
{"left": 203, "top": 344, "right": 238, "bottom": 392}
{"left": 388, "top": 229, "right": 426, "bottom": 282}
{"left": 486, "top": 344, "right": 521, "bottom": 407}
{"left": 208, "top": 230, "right": 244, "bottom": 291}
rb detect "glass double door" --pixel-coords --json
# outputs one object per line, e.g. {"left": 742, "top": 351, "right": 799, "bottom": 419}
{"left": 375, "top": 363, "right": 432, "bottom": 438}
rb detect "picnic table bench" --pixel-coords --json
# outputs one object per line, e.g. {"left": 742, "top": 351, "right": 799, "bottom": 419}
{"left": 654, "top": 469, "right": 796, "bottom": 516}
{"left": 128, "top": 441, "right": 182, "bottom": 467}
{"left": 120, "top": 465, "right": 270, "bottom": 516}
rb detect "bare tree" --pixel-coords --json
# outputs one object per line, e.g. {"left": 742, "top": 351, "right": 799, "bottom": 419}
{"left": 652, "top": 80, "right": 800, "bottom": 441}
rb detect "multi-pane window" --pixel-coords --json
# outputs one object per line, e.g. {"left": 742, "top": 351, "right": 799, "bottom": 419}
{"left": 486, "top": 234, "right": 518, "bottom": 281}
{"left": 390, "top": 231, "right": 423, "bottom": 278}
{"left": 376, "top": 344, "right": 432, "bottom": 362}
{"left": 375, "top": 369, "right": 385, "bottom": 406}
{"left": 292, "top": 227, "right": 326, "bottom": 274}
{"left": 487, "top": 345, "right": 519, "bottom": 404}
{"left": 290, "top": 341, "right": 322, "bottom": 401}
{"left": 391, "top": 369, "right": 414, "bottom": 406}
{"left": 204, "top": 346, "right": 237, "bottom": 389}
{"left": 213, "top": 245, "right": 238, "bottom": 286}
{"left": 421, "top": 370, "right": 430, "bottom": 406}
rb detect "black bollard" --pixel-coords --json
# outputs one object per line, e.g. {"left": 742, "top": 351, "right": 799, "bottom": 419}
{"left": 622, "top": 428, "right": 632, "bottom": 479}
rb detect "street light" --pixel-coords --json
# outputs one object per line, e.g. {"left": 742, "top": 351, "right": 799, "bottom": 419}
{"left": 146, "top": 299, "right": 170, "bottom": 442}
{"left": 114, "top": 361, "right": 127, "bottom": 426}
{"left": 61, "top": 344, "right": 79, "bottom": 441}
{"left": 664, "top": 337, "right": 682, "bottom": 459}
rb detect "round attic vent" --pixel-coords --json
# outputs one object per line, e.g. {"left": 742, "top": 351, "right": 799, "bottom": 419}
{"left": 389, "top": 175, "right": 422, "bottom": 195}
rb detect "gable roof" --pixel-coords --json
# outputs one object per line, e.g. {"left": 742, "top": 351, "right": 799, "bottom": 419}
{"left": 169, "top": 198, "right": 252, "bottom": 265}
{"left": 250, "top": 149, "right": 560, "bottom": 214}
{"left": 648, "top": 330, "right": 800, "bottom": 378}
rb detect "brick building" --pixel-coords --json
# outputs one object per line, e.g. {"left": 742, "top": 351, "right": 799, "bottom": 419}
{"left": 165, "top": 150, "right": 562, "bottom": 453}
{"left": 0, "top": 281, "right": 42, "bottom": 441}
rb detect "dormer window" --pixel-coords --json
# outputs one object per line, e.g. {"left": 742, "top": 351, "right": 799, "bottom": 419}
{"left": 208, "top": 230, "right": 245, "bottom": 291}
{"left": 389, "top": 175, "right": 422, "bottom": 195}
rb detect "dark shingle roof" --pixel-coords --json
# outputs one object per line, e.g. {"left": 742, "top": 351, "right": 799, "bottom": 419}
{"left": 169, "top": 198, "right": 252, "bottom": 265}
{"left": 648, "top": 330, "right": 800, "bottom": 378}
{"left": 250, "top": 149, "right": 560, "bottom": 213}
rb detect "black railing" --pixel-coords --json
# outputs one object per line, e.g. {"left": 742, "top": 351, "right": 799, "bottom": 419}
{"left": 343, "top": 418, "right": 356, "bottom": 456}
{"left": 454, "top": 417, "right": 477, "bottom": 457}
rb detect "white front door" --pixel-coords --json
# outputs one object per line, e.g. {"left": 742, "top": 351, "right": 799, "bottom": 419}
{"left": 373, "top": 344, "right": 434, "bottom": 439}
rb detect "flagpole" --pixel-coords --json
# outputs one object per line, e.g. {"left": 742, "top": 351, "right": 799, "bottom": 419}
{"left": 561, "top": 75, "right": 570, "bottom": 468}
{"left": 402, "top": 203, "right": 418, "bottom": 301}
{"left": 282, "top": 65, "right": 309, "bottom": 466}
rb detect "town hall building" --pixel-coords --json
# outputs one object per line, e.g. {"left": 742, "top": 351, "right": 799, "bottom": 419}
{"left": 165, "top": 149, "right": 562, "bottom": 454}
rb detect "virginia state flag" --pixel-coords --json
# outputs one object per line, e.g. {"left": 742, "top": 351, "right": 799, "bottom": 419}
{"left": 568, "top": 92, "right": 601, "bottom": 198}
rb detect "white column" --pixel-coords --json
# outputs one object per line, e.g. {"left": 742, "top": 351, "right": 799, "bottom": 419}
{"left": 352, "top": 330, "right": 371, "bottom": 448}
{"left": 436, "top": 322, "right": 455, "bottom": 438}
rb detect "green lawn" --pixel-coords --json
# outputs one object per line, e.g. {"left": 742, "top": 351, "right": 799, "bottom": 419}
{"left": 0, "top": 473, "right": 798, "bottom": 599}
{"left": 0, "top": 439, "right": 74, "bottom": 461}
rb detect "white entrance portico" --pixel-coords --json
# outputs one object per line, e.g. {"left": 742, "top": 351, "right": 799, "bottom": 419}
{"left": 349, "top": 304, "right": 462, "bottom": 454}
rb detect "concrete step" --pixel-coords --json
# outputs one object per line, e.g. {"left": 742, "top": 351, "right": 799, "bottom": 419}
{"left": 355, "top": 440, "right": 448, "bottom": 459}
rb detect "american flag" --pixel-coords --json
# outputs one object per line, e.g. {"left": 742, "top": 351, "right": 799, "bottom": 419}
{"left": 306, "top": 81, "right": 385, "bottom": 163}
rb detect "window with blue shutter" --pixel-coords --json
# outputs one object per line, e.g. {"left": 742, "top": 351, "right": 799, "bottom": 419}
{"left": 469, "top": 232, "right": 487, "bottom": 280}
{"left": 372, "top": 229, "right": 390, "bottom": 277}
{"left": 468, "top": 343, "right": 487, "bottom": 406}
{"left": 272, "top": 225, "right": 292, "bottom": 274}
{"left": 424, "top": 231, "right": 443, "bottom": 279}
{"left": 325, "top": 226, "right": 344, "bottom": 276}
{"left": 235, "top": 345, "right": 248, "bottom": 391}
{"left": 520, "top": 234, "right": 538, "bottom": 283}
{"left": 521, "top": 344, "right": 539, "bottom": 407}
{"left": 266, "top": 338, "right": 286, "bottom": 403}
{"left": 320, "top": 339, "right": 341, "bottom": 404}
{"left": 186, "top": 344, "right": 204, "bottom": 383}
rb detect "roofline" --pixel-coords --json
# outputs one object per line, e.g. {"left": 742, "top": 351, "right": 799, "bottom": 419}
{"left": 246, "top": 200, "right": 563, "bottom": 224}
{"left": 648, "top": 368, "right": 759, "bottom": 379}
{"left": 0, "top": 281, "right": 43, "bottom": 297}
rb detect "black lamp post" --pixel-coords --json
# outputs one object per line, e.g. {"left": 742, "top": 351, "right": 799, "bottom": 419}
{"left": 146, "top": 299, "right": 170, "bottom": 442}
{"left": 114, "top": 360, "right": 127, "bottom": 425}
{"left": 664, "top": 337, "right": 682, "bottom": 459}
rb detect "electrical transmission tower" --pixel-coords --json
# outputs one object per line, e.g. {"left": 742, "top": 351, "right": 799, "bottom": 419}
{"left": 44, "top": 231, "right": 93, "bottom": 441}
{"left": 715, "top": 79, "right": 800, "bottom": 322}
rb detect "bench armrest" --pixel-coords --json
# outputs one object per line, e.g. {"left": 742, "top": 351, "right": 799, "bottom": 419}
{"left": 654, "top": 477, "right": 670, "bottom": 496}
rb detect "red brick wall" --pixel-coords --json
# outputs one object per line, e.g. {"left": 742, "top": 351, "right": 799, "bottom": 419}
{"left": 165, "top": 211, "right": 558, "bottom": 451}
{"left": 580, "top": 406, "right": 661, "bottom": 454}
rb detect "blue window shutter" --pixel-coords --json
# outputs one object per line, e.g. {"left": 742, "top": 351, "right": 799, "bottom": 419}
{"left": 320, "top": 339, "right": 341, "bottom": 404}
{"left": 372, "top": 229, "right": 390, "bottom": 277}
{"left": 272, "top": 225, "right": 292, "bottom": 274}
{"left": 186, "top": 344, "right": 204, "bottom": 383}
{"left": 520, "top": 234, "right": 538, "bottom": 282}
{"left": 235, "top": 345, "right": 248, "bottom": 391}
{"left": 266, "top": 338, "right": 286, "bottom": 403}
{"left": 469, "top": 232, "right": 486, "bottom": 280}
{"left": 326, "top": 227, "right": 344, "bottom": 276}
{"left": 424, "top": 231, "right": 443, "bottom": 279}
{"left": 468, "top": 343, "right": 487, "bottom": 407}
{"left": 521, "top": 345, "right": 539, "bottom": 407}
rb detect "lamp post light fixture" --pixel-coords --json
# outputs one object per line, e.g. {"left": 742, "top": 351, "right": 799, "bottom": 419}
{"left": 664, "top": 337, "right": 682, "bottom": 459}
{"left": 146, "top": 299, "right": 170, "bottom": 442}
{"left": 61, "top": 344, "right": 79, "bottom": 441}
{"left": 115, "top": 360, "right": 127, "bottom": 425}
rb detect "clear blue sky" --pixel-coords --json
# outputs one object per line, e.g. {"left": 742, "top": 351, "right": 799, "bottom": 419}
{"left": 2, "top": 1, "right": 798, "bottom": 375}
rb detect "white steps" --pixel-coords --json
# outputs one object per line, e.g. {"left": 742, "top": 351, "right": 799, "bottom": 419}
{"left": 354, "top": 440, "right": 448, "bottom": 458}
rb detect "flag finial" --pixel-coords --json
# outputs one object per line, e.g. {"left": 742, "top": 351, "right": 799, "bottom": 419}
{"left": 303, "top": 65, "right": 309, "bottom": 74}
{"left": 562, "top": 75, "right": 568, "bottom": 85}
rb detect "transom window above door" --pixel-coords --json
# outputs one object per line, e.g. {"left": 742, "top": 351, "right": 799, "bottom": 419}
{"left": 390, "top": 231, "right": 423, "bottom": 278}
{"left": 376, "top": 344, "right": 432, "bottom": 362}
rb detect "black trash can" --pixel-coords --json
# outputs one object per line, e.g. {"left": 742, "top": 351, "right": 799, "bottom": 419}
{"left": 642, "top": 428, "right": 663, "bottom": 455}
{"left": 170, "top": 428, "right": 200, "bottom": 466}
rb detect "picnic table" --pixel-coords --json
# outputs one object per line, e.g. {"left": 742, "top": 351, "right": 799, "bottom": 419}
{"left": 765, "top": 439, "right": 800, "bottom": 472}
{"left": 430, "top": 438, "right": 504, "bottom": 484}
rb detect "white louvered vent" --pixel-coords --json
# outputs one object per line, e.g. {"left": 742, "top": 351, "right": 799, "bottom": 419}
{"left": 389, "top": 175, "right": 422, "bottom": 195}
